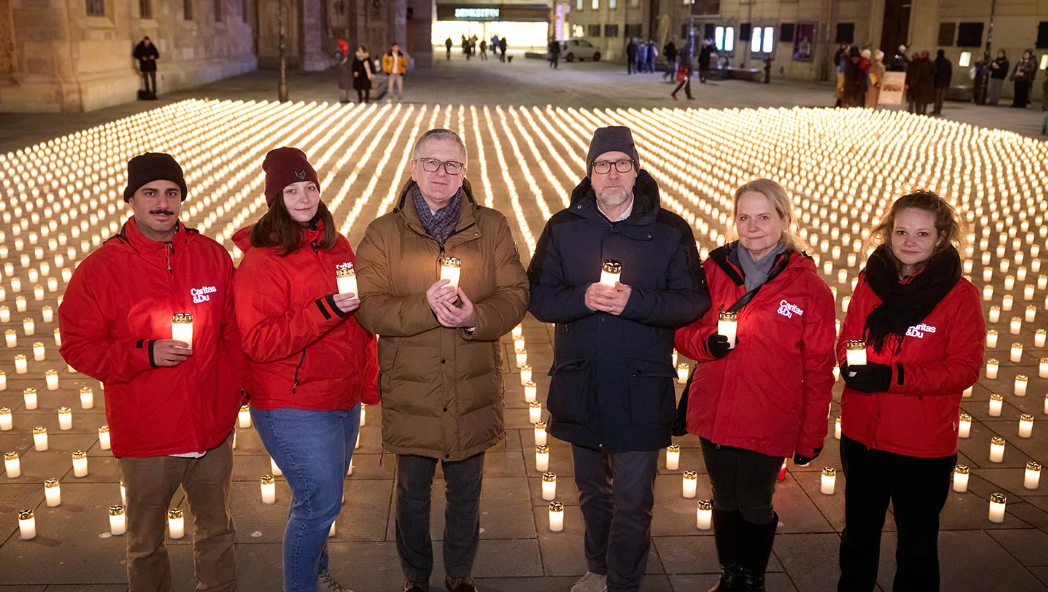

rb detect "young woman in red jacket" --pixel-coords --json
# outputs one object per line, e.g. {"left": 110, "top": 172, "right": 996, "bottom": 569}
{"left": 837, "top": 191, "right": 983, "bottom": 591}
{"left": 675, "top": 179, "right": 836, "bottom": 592}
{"left": 232, "top": 147, "right": 378, "bottom": 592}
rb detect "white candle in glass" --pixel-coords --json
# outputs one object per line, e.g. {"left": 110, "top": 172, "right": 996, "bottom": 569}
{"left": 53, "top": 328, "right": 61, "bottom": 347}
{"left": 329, "top": 521, "right": 337, "bottom": 537}
{"left": 4, "top": 329, "right": 14, "bottom": 347}
{"left": 718, "top": 312, "right": 738, "bottom": 348}
{"left": 0, "top": 407, "right": 10, "bottom": 431}
{"left": 821, "top": 468, "right": 837, "bottom": 494}
{"left": 988, "top": 493, "right": 1007, "bottom": 523}
{"left": 986, "top": 359, "right": 999, "bottom": 380}
{"left": 529, "top": 401, "right": 542, "bottom": 424}
{"left": 989, "top": 393, "right": 1003, "bottom": 416}
{"left": 1040, "top": 358, "right": 1048, "bottom": 379}
{"left": 1025, "top": 462, "right": 1041, "bottom": 490}
{"left": 23, "top": 387, "right": 36, "bottom": 410}
{"left": 22, "top": 317, "right": 33, "bottom": 334}
{"left": 696, "top": 500, "right": 712, "bottom": 530}
{"left": 599, "top": 260, "right": 621, "bottom": 287}
{"left": 72, "top": 450, "right": 88, "bottom": 477}
{"left": 666, "top": 444, "right": 681, "bottom": 470}
{"left": 846, "top": 340, "right": 867, "bottom": 373}
{"left": 682, "top": 471, "right": 698, "bottom": 498}
{"left": 270, "top": 456, "right": 282, "bottom": 476}
{"left": 672, "top": 349, "right": 678, "bottom": 366}
{"left": 33, "top": 426, "right": 48, "bottom": 451}
{"left": 1028, "top": 306, "right": 1038, "bottom": 322}
{"left": 32, "top": 342, "right": 44, "bottom": 361}
{"left": 42, "top": 306, "right": 53, "bottom": 323}
{"left": 440, "top": 257, "right": 461, "bottom": 288}
{"left": 57, "top": 406, "right": 72, "bottom": 430}
{"left": 238, "top": 405, "right": 251, "bottom": 428}
{"left": 44, "top": 479, "right": 61, "bottom": 506}
{"left": 43, "top": 369, "right": 58, "bottom": 390}
{"left": 515, "top": 348, "right": 527, "bottom": 368}
{"left": 542, "top": 472, "right": 557, "bottom": 501}
{"left": 963, "top": 385, "right": 973, "bottom": 397}
{"left": 5, "top": 451, "right": 20, "bottom": 478}
{"left": 548, "top": 502, "right": 564, "bottom": 532}
{"left": 79, "top": 385, "right": 93, "bottom": 408}
{"left": 172, "top": 313, "right": 193, "bottom": 349}
{"left": 1015, "top": 375, "right": 1028, "bottom": 396}
{"left": 989, "top": 437, "right": 1006, "bottom": 463}
{"left": 15, "top": 354, "right": 27, "bottom": 374}
{"left": 677, "top": 363, "right": 689, "bottom": 384}
{"left": 953, "top": 465, "right": 969, "bottom": 492}
{"left": 514, "top": 336, "right": 525, "bottom": 351}
{"left": 989, "top": 306, "right": 1001, "bottom": 323}
{"left": 99, "top": 425, "right": 111, "bottom": 450}
{"left": 120, "top": 480, "right": 126, "bottom": 505}
{"left": 335, "top": 267, "right": 357, "bottom": 295}
{"left": 168, "top": 509, "right": 185, "bottom": 539}
{"left": 261, "top": 475, "right": 276, "bottom": 504}
{"left": 512, "top": 324, "right": 523, "bottom": 340}
{"left": 1019, "top": 414, "right": 1034, "bottom": 438}
{"left": 1025, "top": 285, "right": 1035, "bottom": 301}
{"left": 983, "top": 285, "right": 993, "bottom": 301}
{"left": 835, "top": 416, "right": 842, "bottom": 439}
{"left": 842, "top": 296, "right": 850, "bottom": 313}
{"left": 986, "top": 330, "right": 998, "bottom": 348}
{"left": 535, "top": 445, "right": 549, "bottom": 471}
{"left": 1037, "top": 329, "right": 1047, "bottom": 348}
{"left": 1011, "top": 343, "right": 1023, "bottom": 363}
{"left": 0, "top": 306, "right": 9, "bottom": 322}
{"left": 520, "top": 365, "right": 532, "bottom": 386}
{"left": 1010, "top": 317, "right": 1022, "bottom": 335}
{"left": 524, "top": 381, "right": 537, "bottom": 403}
{"left": 534, "top": 421, "right": 547, "bottom": 446}
{"left": 110, "top": 505, "right": 127, "bottom": 535}
{"left": 360, "top": 405, "right": 366, "bottom": 427}
{"left": 18, "top": 510, "right": 36, "bottom": 540}
{"left": 1003, "top": 294, "right": 1014, "bottom": 311}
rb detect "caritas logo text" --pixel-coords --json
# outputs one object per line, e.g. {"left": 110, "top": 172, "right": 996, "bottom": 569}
{"left": 191, "top": 286, "right": 217, "bottom": 303}
{"left": 906, "top": 323, "right": 937, "bottom": 338}
{"left": 777, "top": 299, "right": 804, "bottom": 319}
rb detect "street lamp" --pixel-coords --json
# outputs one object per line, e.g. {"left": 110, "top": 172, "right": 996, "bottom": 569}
{"left": 278, "top": 1, "right": 289, "bottom": 103}
{"left": 974, "top": 0, "right": 997, "bottom": 105}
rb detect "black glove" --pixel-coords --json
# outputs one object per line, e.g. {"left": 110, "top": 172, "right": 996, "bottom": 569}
{"left": 793, "top": 447, "right": 822, "bottom": 466}
{"left": 843, "top": 361, "right": 893, "bottom": 393}
{"left": 707, "top": 333, "right": 732, "bottom": 359}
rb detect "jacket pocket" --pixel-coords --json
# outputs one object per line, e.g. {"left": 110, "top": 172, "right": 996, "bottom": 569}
{"left": 547, "top": 357, "right": 591, "bottom": 426}
{"left": 625, "top": 357, "right": 676, "bottom": 427}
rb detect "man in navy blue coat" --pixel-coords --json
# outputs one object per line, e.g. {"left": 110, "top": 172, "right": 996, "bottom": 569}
{"left": 527, "top": 126, "right": 711, "bottom": 592}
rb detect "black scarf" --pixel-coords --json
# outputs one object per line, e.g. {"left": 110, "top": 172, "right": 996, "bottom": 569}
{"left": 862, "top": 243, "right": 961, "bottom": 355}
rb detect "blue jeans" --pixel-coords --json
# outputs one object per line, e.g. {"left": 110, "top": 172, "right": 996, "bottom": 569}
{"left": 251, "top": 404, "right": 360, "bottom": 592}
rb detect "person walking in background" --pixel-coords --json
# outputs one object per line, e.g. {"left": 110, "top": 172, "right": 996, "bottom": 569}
{"left": 842, "top": 47, "right": 864, "bottom": 108}
{"left": 1042, "top": 67, "right": 1048, "bottom": 112}
{"left": 837, "top": 190, "right": 984, "bottom": 592}
{"left": 60, "top": 152, "right": 248, "bottom": 592}
{"left": 461, "top": 35, "right": 470, "bottom": 60}
{"left": 626, "top": 38, "right": 638, "bottom": 75}
{"left": 232, "top": 147, "right": 378, "bottom": 592}
{"left": 549, "top": 38, "right": 560, "bottom": 69}
{"left": 866, "top": 50, "right": 886, "bottom": 109}
{"left": 382, "top": 43, "right": 407, "bottom": 102}
{"left": 988, "top": 50, "right": 1009, "bottom": 106}
{"left": 528, "top": 126, "right": 710, "bottom": 592}
{"left": 334, "top": 40, "right": 353, "bottom": 104}
{"left": 1011, "top": 50, "right": 1037, "bottom": 108}
{"left": 445, "top": 37, "right": 453, "bottom": 61}
{"left": 672, "top": 46, "right": 693, "bottom": 100}
{"left": 675, "top": 178, "right": 836, "bottom": 592}
{"left": 499, "top": 36, "right": 508, "bottom": 62}
{"left": 663, "top": 39, "right": 678, "bottom": 81}
{"left": 351, "top": 45, "right": 374, "bottom": 104}
{"left": 645, "top": 39, "right": 657, "bottom": 73}
{"left": 479, "top": 39, "right": 488, "bottom": 61}
{"left": 858, "top": 49, "right": 872, "bottom": 107}
{"left": 355, "top": 129, "right": 529, "bottom": 592}
{"left": 132, "top": 36, "right": 159, "bottom": 99}
{"left": 932, "top": 49, "right": 952, "bottom": 115}
{"left": 698, "top": 39, "right": 713, "bottom": 83}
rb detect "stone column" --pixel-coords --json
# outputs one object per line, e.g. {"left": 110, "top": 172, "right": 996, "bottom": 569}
{"left": 907, "top": 0, "right": 939, "bottom": 53}
{"left": 301, "top": 0, "right": 329, "bottom": 70}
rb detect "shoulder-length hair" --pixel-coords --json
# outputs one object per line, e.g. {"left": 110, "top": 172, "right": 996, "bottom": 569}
{"left": 864, "top": 189, "right": 967, "bottom": 269}
{"left": 727, "top": 178, "right": 808, "bottom": 252}
{"left": 249, "top": 196, "right": 338, "bottom": 256}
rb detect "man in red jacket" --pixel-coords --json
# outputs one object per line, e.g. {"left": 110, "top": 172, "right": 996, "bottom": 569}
{"left": 59, "top": 152, "right": 248, "bottom": 592}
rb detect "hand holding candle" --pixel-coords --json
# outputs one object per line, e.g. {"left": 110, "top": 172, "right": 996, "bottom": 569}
{"left": 440, "top": 257, "right": 461, "bottom": 288}
{"left": 336, "top": 267, "right": 357, "bottom": 295}
{"left": 171, "top": 313, "right": 193, "bottom": 350}
{"left": 599, "top": 260, "right": 621, "bottom": 286}
{"left": 845, "top": 340, "right": 867, "bottom": 376}
{"left": 718, "top": 312, "right": 738, "bottom": 348}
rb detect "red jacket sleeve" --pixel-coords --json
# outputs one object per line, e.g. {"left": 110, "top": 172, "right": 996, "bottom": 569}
{"left": 58, "top": 259, "right": 155, "bottom": 384}
{"left": 233, "top": 252, "right": 348, "bottom": 364}
{"left": 674, "top": 259, "right": 720, "bottom": 362}
{"left": 217, "top": 257, "right": 251, "bottom": 389}
{"left": 361, "top": 335, "right": 380, "bottom": 405}
{"left": 796, "top": 277, "right": 837, "bottom": 456}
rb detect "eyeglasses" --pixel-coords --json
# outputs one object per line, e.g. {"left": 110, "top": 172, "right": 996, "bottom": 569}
{"left": 415, "top": 158, "right": 464, "bottom": 175}
{"left": 591, "top": 159, "right": 634, "bottom": 174}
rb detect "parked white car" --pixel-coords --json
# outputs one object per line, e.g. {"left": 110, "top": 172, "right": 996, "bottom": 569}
{"left": 559, "top": 38, "right": 601, "bottom": 62}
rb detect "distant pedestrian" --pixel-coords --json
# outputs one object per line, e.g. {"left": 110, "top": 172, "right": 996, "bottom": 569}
{"left": 352, "top": 45, "right": 374, "bottom": 103}
{"left": 890, "top": 44, "right": 909, "bottom": 72}
{"left": 549, "top": 39, "right": 560, "bottom": 69}
{"left": 913, "top": 52, "right": 936, "bottom": 115}
{"left": 988, "top": 50, "right": 1009, "bottom": 106}
{"left": 699, "top": 40, "right": 713, "bottom": 83}
{"left": 461, "top": 35, "right": 470, "bottom": 60}
{"left": 859, "top": 49, "right": 872, "bottom": 107}
{"left": 672, "top": 49, "right": 693, "bottom": 100}
{"left": 491, "top": 35, "right": 500, "bottom": 58}
{"left": 663, "top": 40, "right": 678, "bottom": 81}
{"left": 479, "top": 40, "right": 488, "bottom": 61}
{"left": 1011, "top": 50, "right": 1037, "bottom": 108}
{"left": 1042, "top": 68, "right": 1048, "bottom": 112}
{"left": 626, "top": 39, "right": 638, "bottom": 75}
{"left": 635, "top": 41, "right": 647, "bottom": 73}
{"left": 445, "top": 37, "right": 453, "bottom": 61}
{"left": 382, "top": 43, "right": 407, "bottom": 102}
{"left": 499, "top": 37, "right": 508, "bottom": 62}
{"left": 132, "top": 36, "right": 159, "bottom": 98}
{"left": 866, "top": 50, "right": 885, "bottom": 109}
{"left": 932, "top": 49, "right": 952, "bottom": 115}
{"left": 842, "top": 47, "right": 864, "bottom": 108}
{"left": 645, "top": 39, "right": 657, "bottom": 73}
{"left": 334, "top": 40, "right": 353, "bottom": 103}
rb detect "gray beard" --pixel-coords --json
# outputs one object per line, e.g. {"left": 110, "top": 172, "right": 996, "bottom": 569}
{"left": 596, "top": 186, "right": 632, "bottom": 211}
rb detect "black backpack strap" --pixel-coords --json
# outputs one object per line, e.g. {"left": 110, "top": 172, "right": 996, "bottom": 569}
{"left": 724, "top": 251, "right": 791, "bottom": 314}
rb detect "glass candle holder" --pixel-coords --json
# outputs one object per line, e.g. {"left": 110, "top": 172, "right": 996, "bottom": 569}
{"left": 953, "top": 465, "right": 969, "bottom": 492}
{"left": 666, "top": 444, "right": 681, "bottom": 470}
{"left": 696, "top": 500, "right": 713, "bottom": 530}
{"left": 542, "top": 472, "right": 557, "bottom": 501}
{"left": 599, "top": 260, "right": 621, "bottom": 287}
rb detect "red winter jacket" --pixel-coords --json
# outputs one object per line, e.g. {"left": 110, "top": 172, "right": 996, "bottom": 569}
{"left": 59, "top": 218, "right": 248, "bottom": 457}
{"left": 838, "top": 272, "right": 984, "bottom": 458}
{"left": 232, "top": 223, "right": 378, "bottom": 411}
{"left": 675, "top": 245, "right": 836, "bottom": 458}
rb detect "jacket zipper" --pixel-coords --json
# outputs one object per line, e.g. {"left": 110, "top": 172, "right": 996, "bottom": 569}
{"left": 292, "top": 349, "right": 306, "bottom": 393}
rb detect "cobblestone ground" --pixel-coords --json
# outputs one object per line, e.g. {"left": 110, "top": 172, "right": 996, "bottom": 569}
{"left": 1, "top": 56, "right": 1047, "bottom": 592}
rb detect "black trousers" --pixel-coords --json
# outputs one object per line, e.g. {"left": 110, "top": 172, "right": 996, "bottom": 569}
{"left": 1013, "top": 81, "right": 1032, "bottom": 107}
{"left": 141, "top": 70, "right": 156, "bottom": 94}
{"left": 837, "top": 435, "right": 955, "bottom": 592}
{"left": 700, "top": 438, "right": 782, "bottom": 525}
{"left": 672, "top": 76, "right": 692, "bottom": 99}
{"left": 572, "top": 444, "right": 659, "bottom": 592}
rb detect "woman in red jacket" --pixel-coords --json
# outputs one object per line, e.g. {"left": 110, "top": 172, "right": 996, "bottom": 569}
{"left": 232, "top": 147, "right": 378, "bottom": 592}
{"left": 675, "top": 179, "right": 836, "bottom": 592}
{"left": 837, "top": 191, "right": 983, "bottom": 592}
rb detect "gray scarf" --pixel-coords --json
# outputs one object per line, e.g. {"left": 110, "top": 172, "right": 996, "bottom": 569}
{"left": 411, "top": 183, "right": 463, "bottom": 246}
{"left": 737, "top": 242, "right": 787, "bottom": 292}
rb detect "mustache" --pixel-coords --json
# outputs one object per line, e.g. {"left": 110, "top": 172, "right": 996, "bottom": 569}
{"left": 149, "top": 209, "right": 176, "bottom": 216}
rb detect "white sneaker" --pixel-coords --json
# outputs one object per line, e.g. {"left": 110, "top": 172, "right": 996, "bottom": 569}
{"left": 571, "top": 571, "right": 607, "bottom": 592}
{"left": 317, "top": 571, "right": 355, "bottom": 592}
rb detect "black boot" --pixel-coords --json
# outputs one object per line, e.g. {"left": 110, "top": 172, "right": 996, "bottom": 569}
{"left": 739, "top": 513, "right": 777, "bottom": 592}
{"left": 708, "top": 510, "right": 745, "bottom": 592}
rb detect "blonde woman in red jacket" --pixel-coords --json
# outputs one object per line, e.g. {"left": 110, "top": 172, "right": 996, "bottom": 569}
{"left": 675, "top": 179, "right": 836, "bottom": 592}
{"left": 232, "top": 147, "right": 378, "bottom": 592}
{"left": 837, "top": 190, "right": 984, "bottom": 592}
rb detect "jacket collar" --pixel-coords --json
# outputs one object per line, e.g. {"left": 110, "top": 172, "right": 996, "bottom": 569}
{"left": 709, "top": 241, "right": 815, "bottom": 287}
{"left": 394, "top": 178, "right": 479, "bottom": 242}
{"left": 567, "top": 169, "right": 661, "bottom": 240}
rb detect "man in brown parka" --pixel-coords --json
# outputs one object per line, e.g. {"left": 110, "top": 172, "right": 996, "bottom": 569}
{"left": 355, "top": 128, "right": 529, "bottom": 592}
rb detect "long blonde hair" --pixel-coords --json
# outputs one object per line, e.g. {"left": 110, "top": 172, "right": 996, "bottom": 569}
{"left": 864, "top": 189, "right": 968, "bottom": 271}
{"left": 727, "top": 178, "right": 807, "bottom": 252}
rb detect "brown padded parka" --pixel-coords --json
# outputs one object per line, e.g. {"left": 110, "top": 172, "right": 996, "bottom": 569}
{"left": 355, "top": 179, "right": 529, "bottom": 461}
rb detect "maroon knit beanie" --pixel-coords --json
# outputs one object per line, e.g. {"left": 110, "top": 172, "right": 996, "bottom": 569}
{"left": 262, "top": 147, "right": 320, "bottom": 207}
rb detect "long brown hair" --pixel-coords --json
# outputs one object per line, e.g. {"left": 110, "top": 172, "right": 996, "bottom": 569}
{"left": 865, "top": 189, "right": 967, "bottom": 270}
{"left": 249, "top": 196, "right": 338, "bottom": 256}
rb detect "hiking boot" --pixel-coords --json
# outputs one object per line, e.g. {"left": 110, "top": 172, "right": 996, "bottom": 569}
{"left": 316, "top": 571, "right": 355, "bottom": 592}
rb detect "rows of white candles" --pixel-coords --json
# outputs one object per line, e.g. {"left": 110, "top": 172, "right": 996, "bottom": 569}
{"left": 3, "top": 101, "right": 1048, "bottom": 540}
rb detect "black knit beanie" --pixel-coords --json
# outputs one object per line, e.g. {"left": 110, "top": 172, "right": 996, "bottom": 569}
{"left": 123, "top": 152, "right": 188, "bottom": 202}
{"left": 586, "top": 126, "right": 640, "bottom": 176}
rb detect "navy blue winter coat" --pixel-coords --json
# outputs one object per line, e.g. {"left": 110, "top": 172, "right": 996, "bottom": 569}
{"left": 527, "top": 170, "right": 711, "bottom": 453}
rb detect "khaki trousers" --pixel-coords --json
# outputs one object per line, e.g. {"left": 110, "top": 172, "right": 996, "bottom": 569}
{"left": 118, "top": 432, "right": 237, "bottom": 592}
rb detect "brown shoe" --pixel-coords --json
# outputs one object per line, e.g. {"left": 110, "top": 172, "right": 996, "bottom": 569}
{"left": 404, "top": 582, "right": 429, "bottom": 592}
{"left": 445, "top": 575, "right": 478, "bottom": 592}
